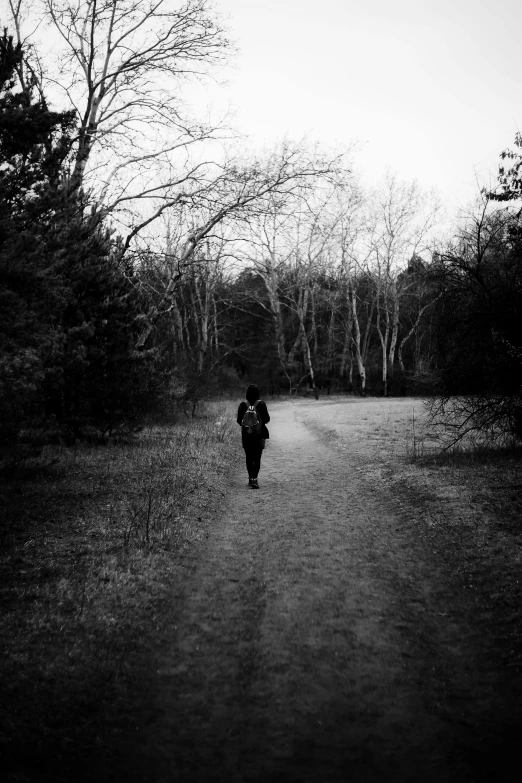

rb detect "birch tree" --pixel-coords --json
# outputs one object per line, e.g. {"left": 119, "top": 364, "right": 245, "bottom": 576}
{"left": 136, "top": 143, "right": 346, "bottom": 349}
{"left": 369, "top": 173, "right": 441, "bottom": 395}
{"left": 243, "top": 205, "right": 296, "bottom": 386}
{"left": 284, "top": 199, "right": 339, "bottom": 397}
{"left": 335, "top": 195, "right": 373, "bottom": 394}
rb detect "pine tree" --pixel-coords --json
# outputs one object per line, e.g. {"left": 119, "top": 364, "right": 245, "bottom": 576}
{"left": 0, "top": 31, "right": 160, "bottom": 444}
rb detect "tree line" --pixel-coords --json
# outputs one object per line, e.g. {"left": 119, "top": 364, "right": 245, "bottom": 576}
{"left": 155, "top": 175, "right": 442, "bottom": 400}
{"left": 1, "top": 0, "right": 521, "bottom": 446}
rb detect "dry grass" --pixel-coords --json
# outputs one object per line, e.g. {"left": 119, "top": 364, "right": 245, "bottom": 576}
{"left": 300, "top": 395, "right": 522, "bottom": 671}
{"left": 294, "top": 395, "right": 435, "bottom": 462}
{"left": 301, "top": 394, "right": 522, "bottom": 465}
{"left": 300, "top": 394, "right": 522, "bottom": 533}
{"left": 0, "top": 401, "right": 239, "bottom": 782}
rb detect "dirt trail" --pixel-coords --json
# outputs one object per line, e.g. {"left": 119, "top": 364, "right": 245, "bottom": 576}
{"left": 129, "top": 401, "right": 518, "bottom": 783}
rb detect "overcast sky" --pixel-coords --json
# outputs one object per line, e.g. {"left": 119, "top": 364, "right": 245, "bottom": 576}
{"left": 215, "top": 0, "right": 522, "bottom": 211}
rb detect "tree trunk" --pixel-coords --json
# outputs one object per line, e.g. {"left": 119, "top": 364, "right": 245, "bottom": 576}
{"left": 182, "top": 302, "right": 191, "bottom": 354}
{"left": 256, "top": 251, "right": 296, "bottom": 393}
{"left": 339, "top": 289, "right": 353, "bottom": 379}
{"left": 303, "top": 331, "right": 319, "bottom": 399}
{"left": 375, "top": 290, "right": 390, "bottom": 397}
{"left": 212, "top": 295, "right": 219, "bottom": 353}
{"left": 171, "top": 296, "right": 184, "bottom": 350}
{"left": 261, "top": 260, "right": 288, "bottom": 371}
{"left": 190, "top": 286, "right": 203, "bottom": 372}
{"left": 195, "top": 275, "right": 210, "bottom": 373}
{"left": 350, "top": 280, "right": 366, "bottom": 395}
{"left": 70, "top": 117, "right": 96, "bottom": 194}
{"left": 362, "top": 298, "right": 375, "bottom": 367}
{"left": 387, "top": 279, "right": 400, "bottom": 388}
{"left": 397, "top": 295, "right": 441, "bottom": 374}
{"left": 291, "top": 284, "right": 318, "bottom": 399}
{"left": 310, "top": 284, "right": 318, "bottom": 355}
{"left": 326, "top": 303, "right": 336, "bottom": 374}
{"left": 287, "top": 286, "right": 306, "bottom": 367}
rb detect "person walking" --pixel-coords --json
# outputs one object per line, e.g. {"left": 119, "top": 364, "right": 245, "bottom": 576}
{"left": 237, "top": 384, "right": 270, "bottom": 489}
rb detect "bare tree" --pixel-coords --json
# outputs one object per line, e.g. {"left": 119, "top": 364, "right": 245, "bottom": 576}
{"left": 235, "top": 170, "right": 357, "bottom": 395}
{"left": 283, "top": 191, "right": 346, "bottom": 398}
{"left": 334, "top": 197, "right": 374, "bottom": 394}
{"left": 9, "top": 0, "right": 231, "bottom": 236}
{"left": 134, "top": 142, "right": 347, "bottom": 348}
{"left": 424, "top": 191, "right": 522, "bottom": 446}
{"left": 241, "top": 201, "right": 296, "bottom": 386}
{"left": 369, "top": 173, "right": 441, "bottom": 395}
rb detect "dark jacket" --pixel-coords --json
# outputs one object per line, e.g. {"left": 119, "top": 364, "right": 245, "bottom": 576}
{"left": 237, "top": 400, "right": 270, "bottom": 447}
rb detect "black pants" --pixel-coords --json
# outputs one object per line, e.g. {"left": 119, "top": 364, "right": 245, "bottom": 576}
{"left": 244, "top": 443, "right": 264, "bottom": 479}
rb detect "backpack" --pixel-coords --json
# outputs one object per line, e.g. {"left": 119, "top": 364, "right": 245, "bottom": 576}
{"left": 241, "top": 400, "right": 262, "bottom": 437}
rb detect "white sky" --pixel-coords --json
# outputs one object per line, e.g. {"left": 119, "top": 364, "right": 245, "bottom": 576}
{"left": 213, "top": 0, "right": 522, "bottom": 211}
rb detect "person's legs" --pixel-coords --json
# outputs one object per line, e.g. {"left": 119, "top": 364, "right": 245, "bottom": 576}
{"left": 244, "top": 444, "right": 263, "bottom": 486}
{"left": 250, "top": 447, "right": 262, "bottom": 479}
{"left": 244, "top": 448, "right": 254, "bottom": 479}
{"left": 250, "top": 445, "right": 263, "bottom": 488}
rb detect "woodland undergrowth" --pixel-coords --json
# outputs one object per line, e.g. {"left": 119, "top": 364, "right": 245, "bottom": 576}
{"left": 0, "top": 401, "right": 238, "bottom": 781}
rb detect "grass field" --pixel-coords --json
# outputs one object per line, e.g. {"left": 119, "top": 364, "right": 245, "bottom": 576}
{"left": 0, "top": 401, "right": 239, "bottom": 780}
{"left": 299, "top": 394, "right": 522, "bottom": 533}
{"left": 300, "top": 395, "right": 522, "bottom": 668}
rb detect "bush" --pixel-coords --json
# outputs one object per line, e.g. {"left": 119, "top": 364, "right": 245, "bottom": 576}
{"left": 428, "top": 204, "right": 522, "bottom": 443}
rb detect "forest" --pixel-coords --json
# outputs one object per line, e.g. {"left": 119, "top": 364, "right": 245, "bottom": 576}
{"left": 1, "top": 0, "right": 522, "bottom": 447}
{"left": 3, "top": 5, "right": 522, "bottom": 781}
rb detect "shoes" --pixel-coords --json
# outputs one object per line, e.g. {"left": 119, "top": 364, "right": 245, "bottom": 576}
{"left": 251, "top": 478, "right": 259, "bottom": 489}
{"left": 248, "top": 478, "right": 254, "bottom": 487}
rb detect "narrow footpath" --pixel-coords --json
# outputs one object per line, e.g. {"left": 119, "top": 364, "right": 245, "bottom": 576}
{"left": 126, "top": 402, "right": 519, "bottom": 783}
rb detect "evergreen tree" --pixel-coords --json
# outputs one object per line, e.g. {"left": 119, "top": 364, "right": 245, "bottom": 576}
{"left": 0, "top": 30, "right": 76, "bottom": 442}
{"left": 0, "top": 32, "right": 160, "bottom": 444}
